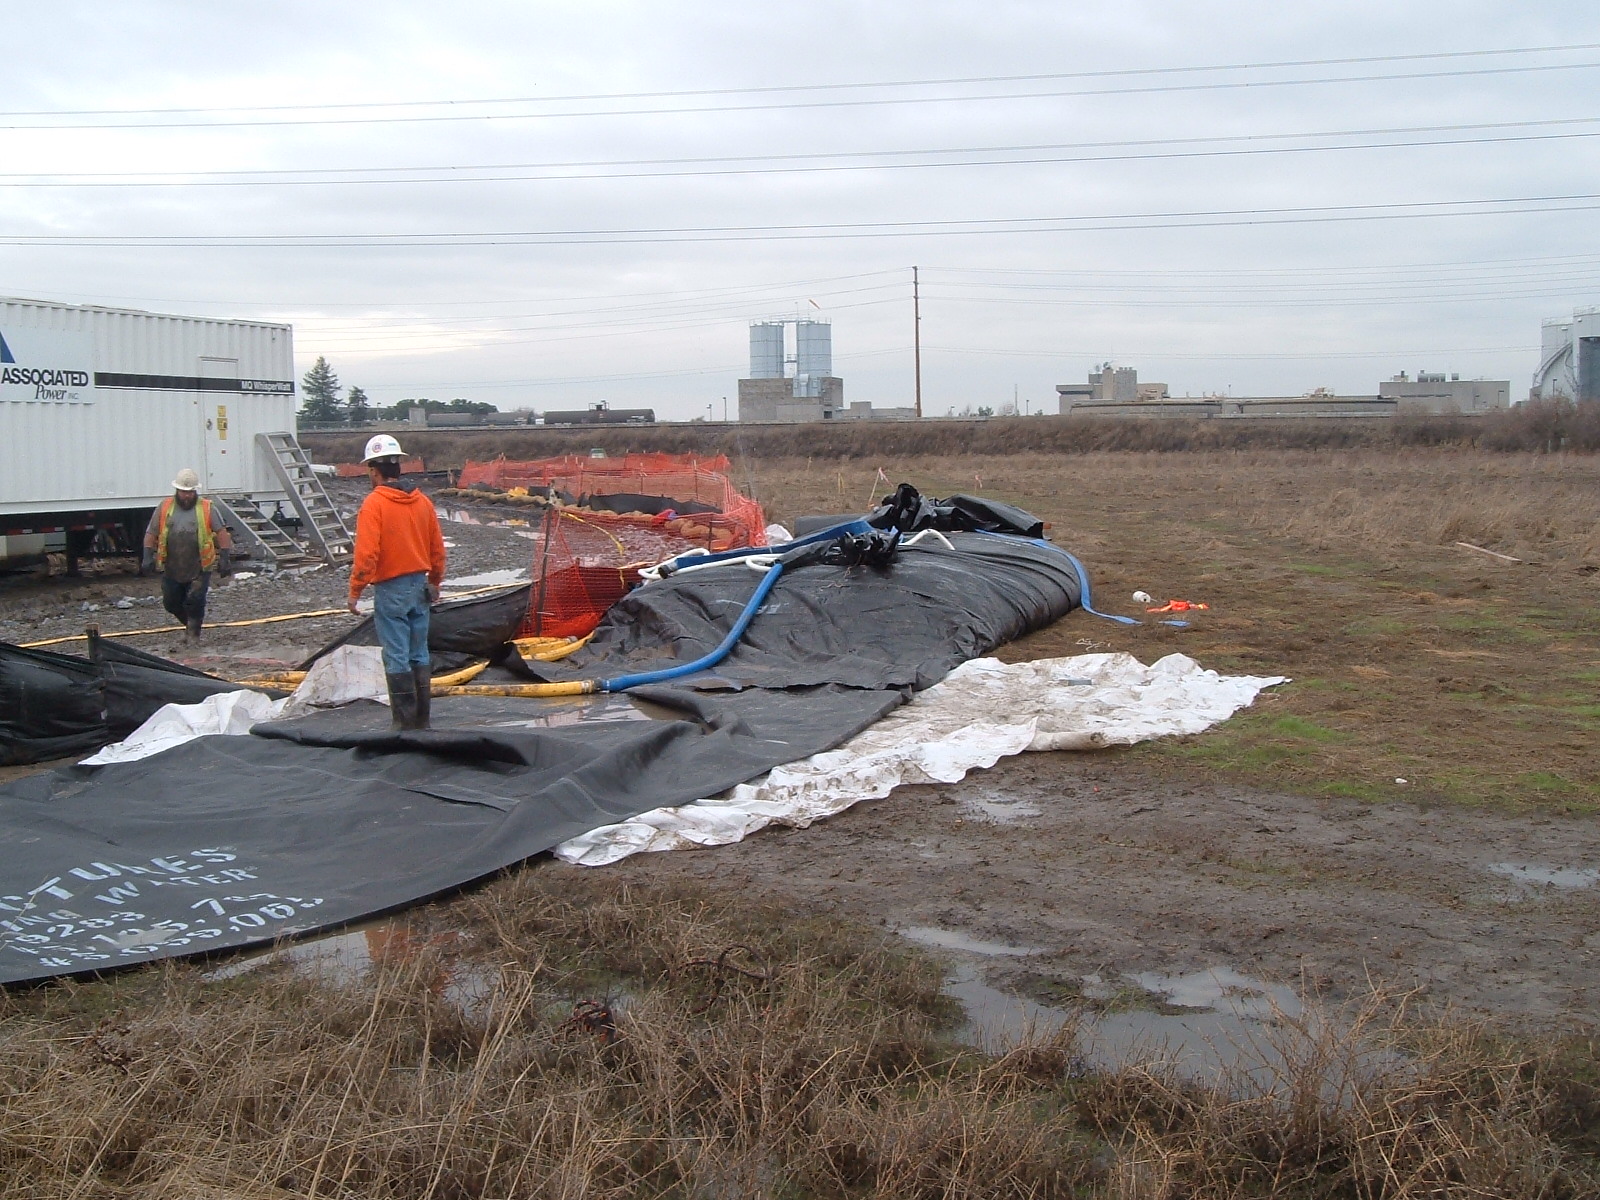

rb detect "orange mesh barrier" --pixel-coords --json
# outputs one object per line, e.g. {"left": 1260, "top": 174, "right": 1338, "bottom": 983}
{"left": 334, "top": 458, "right": 426, "bottom": 478}
{"left": 459, "top": 454, "right": 765, "bottom": 639}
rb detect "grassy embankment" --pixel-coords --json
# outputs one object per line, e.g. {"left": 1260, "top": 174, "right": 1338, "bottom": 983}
{"left": 4, "top": 870, "right": 1598, "bottom": 1198}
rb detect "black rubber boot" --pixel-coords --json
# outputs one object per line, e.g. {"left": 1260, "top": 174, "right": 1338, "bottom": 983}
{"left": 411, "top": 664, "right": 432, "bottom": 731}
{"left": 386, "top": 671, "right": 418, "bottom": 730}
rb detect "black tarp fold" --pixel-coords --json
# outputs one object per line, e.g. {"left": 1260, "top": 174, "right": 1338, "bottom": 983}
{"left": 1, "top": 505, "right": 1085, "bottom": 985}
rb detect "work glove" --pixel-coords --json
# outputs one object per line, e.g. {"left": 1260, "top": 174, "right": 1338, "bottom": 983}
{"left": 217, "top": 553, "right": 233, "bottom": 578}
{"left": 140, "top": 548, "right": 156, "bottom": 574}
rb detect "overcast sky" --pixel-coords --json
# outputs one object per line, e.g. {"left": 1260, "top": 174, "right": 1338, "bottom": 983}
{"left": 3, "top": 2, "right": 1597, "bottom": 419}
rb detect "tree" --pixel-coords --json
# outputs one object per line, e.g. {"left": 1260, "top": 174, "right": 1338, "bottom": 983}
{"left": 299, "top": 357, "right": 343, "bottom": 424}
{"left": 346, "top": 385, "right": 371, "bottom": 426}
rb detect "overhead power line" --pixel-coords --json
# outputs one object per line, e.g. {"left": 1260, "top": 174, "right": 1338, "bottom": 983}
{"left": 3, "top": 193, "right": 1595, "bottom": 248}
{"left": 4, "top": 62, "right": 1598, "bottom": 131}
{"left": 4, "top": 43, "right": 1595, "bottom": 119}
{"left": 5, "top": 117, "right": 1597, "bottom": 187}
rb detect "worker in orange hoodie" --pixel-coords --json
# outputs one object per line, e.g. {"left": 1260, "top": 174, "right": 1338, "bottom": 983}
{"left": 348, "top": 435, "right": 447, "bottom": 729}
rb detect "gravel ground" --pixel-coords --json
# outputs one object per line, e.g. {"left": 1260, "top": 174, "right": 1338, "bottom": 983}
{"left": 0, "top": 481, "right": 538, "bottom": 676}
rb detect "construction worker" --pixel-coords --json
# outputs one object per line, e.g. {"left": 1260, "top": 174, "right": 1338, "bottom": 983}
{"left": 142, "top": 468, "right": 234, "bottom": 640}
{"left": 348, "top": 434, "right": 446, "bottom": 730}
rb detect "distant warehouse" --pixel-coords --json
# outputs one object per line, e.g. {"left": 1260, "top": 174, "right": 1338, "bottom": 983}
{"left": 1057, "top": 365, "right": 1508, "bottom": 418}
{"left": 541, "top": 401, "right": 655, "bottom": 426}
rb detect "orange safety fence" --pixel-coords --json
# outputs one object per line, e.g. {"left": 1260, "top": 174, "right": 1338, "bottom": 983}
{"left": 458, "top": 454, "right": 765, "bottom": 639}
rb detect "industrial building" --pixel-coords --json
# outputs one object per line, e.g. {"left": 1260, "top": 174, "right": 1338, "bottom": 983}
{"left": 1057, "top": 364, "right": 1508, "bottom": 419}
{"left": 1378, "top": 372, "right": 1509, "bottom": 413}
{"left": 737, "top": 320, "right": 845, "bottom": 422}
{"left": 1532, "top": 306, "right": 1600, "bottom": 401}
{"left": 1055, "top": 364, "right": 1169, "bottom": 409}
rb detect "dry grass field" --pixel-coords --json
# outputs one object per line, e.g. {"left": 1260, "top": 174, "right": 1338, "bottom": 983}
{"left": 739, "top": 448, "right": 1600, "bottom": 811}
{"left": 6, "top": 441, "right": 1600, "bottom": 1197}
{"left": 3, "top": 869, "right": 1598, "bottom": 1199}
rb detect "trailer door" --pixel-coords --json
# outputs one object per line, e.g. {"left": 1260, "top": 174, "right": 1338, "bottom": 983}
{"left": 198, "top": 357, "right": 244, "bottom": 493}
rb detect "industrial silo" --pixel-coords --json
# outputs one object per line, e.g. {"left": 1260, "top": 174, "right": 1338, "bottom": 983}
{"left": 796, "top": 320, "right": 832, "bottom": 378}
{"left": 749, "top": 322, "right": 785, "bottom": 379}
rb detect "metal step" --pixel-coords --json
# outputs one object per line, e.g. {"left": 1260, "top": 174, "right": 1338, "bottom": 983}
{"left": 210, "top": 493, "right": 321, "bottom": 570}
{"left": 256, "top": 431, "right": 354, "bottom": 565}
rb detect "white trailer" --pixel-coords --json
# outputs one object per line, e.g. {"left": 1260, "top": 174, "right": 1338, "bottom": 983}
{"left": 1, "top": 297, "right": 348, "bottom": 569}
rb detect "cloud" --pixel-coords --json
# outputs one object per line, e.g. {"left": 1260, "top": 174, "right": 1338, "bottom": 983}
{"left": 3, "top": 1, "right": 1598, "bottom": 415}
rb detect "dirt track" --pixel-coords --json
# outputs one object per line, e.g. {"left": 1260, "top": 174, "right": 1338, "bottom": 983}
{"left": 5, "top": 454, "right": 1599, "bottom": 1030}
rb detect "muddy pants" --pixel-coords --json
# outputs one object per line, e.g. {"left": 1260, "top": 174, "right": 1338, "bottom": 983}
{"left": 161, "top": 573, "right": 211, "bottom": 629}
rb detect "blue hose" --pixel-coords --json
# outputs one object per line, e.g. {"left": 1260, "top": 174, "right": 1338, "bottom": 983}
{"left": 601, "top": 560, "right": 786, "bottom": 692}
{"left": 972, "top": 531, "right": 1147, "bottom": 626}
{"left": 648, "top": 519, "right": 874, "bottom": 578}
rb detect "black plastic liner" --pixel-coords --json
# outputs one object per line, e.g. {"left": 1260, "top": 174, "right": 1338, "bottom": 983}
{"left": 794, "top": 490, "right": 1044, "bottom": 540}
{"left": 0, "top": 515, "right": 1081, "bottom": 984}
{"left": 0, "top": 643, "right": 106, "bottom": 766}
{"left": 581, "top": 492, "right": 719, "bottom": 517}
{"left": 299, "top": 584, "right": 535, "bottom": 671}
{"left": 0, "top": 638, "right": 266, "bottom": 767}
{"left": 0, "top": 687, "right": 899, "bottom": 983}
{"left": 525, "top": 532, "right": 1079, "bottom": 691}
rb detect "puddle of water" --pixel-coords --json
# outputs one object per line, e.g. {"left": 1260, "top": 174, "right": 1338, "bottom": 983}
{"left": 208, "top": 919, "right": 497, "bottom": 1017}
{"left": 899, "top": 926, "right": 1042, "bottom": 957}
{"left": 441, "top": 568, "right": 530, "bottom": 589}
{"left": 487, "top": 693, "right": 653, "bottom": 729}
{"left": 1489, "top": 862, "right": 1600, "bottom": 890}
{"left": 944, "top": 961, "right": 1073, "bottom": 1049}
{"left": 957, "top": 786, "right": 1042, "bottom": 826}
{"left": 1131, "top": 966, "right": 1302, "bottom": 1020}
{"left": 943, "top": 962, "right": 1276, "bottom": 1081}
{"left": 441, "top": 509, "right": 538, "bottom": 529}
{"left": 897, "top": 927, "right": 1320, "bottom": 1083}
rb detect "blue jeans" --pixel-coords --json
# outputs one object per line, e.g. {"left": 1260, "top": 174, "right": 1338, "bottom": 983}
{"left": 373, "top": 572, "right": 431, "bottom": 675}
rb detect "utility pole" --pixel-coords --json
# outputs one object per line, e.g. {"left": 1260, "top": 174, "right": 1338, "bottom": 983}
{"left": 912, "top": 265, "right": 922, "bottom": 419}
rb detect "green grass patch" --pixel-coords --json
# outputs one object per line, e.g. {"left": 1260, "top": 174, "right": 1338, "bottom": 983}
{"left": 1321, "top": 779, "right": 1390, "bottom": 802}
{"left": 1269, "top": 715, "right": 1349, "bottom": 743}
{"left": 1517, "top": 771, "right": 1587, "bottom": 797}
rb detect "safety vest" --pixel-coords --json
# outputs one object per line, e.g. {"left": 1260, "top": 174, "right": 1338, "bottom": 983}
{"left": 155, "top": 496, "right": 218, "bottom": 571}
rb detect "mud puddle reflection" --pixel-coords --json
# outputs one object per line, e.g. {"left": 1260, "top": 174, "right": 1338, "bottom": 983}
{"left": 898, "top": 925, "right": 1305, "bottom": 1081}
{"left": 956, "top": 786, "right": 1042, "bottom": 825}
{"left": 208, "top": 919, "right": 497, "bottom": 1016}
{"left": 1489, "top": 862, "right": 1600, "bottom": 890}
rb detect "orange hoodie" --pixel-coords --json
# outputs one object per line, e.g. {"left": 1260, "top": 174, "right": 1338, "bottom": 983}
{"left": 349, "top": 484, "right": 447, "bottom": 599}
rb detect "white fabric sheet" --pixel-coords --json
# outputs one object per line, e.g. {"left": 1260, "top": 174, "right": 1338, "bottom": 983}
{"left": 80, "top": 645, "right": 389, "bottom": 765}
{"left": 553, "top": 653, "right": 1286, "bottom": 866}
{"left": 78, "top": 650, "right": 1285, "bottom": 866}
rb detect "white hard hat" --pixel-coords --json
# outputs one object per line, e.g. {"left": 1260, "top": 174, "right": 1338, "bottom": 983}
{"left": 361, "top": 434, "right": 406, "bottom": 463}
{"left": 172, "top": 468, "right": 201, "bottom": 491}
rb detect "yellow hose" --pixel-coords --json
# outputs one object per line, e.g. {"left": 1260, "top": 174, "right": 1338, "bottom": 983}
{"left": 512, "top": 632, "right": 594, "bottom": 662}
{"left": 431, "top": 660, "right": 490, "bottom": 686}
{"left": 233, "top": 659, "right": 490, "bottom": 691}
{"left": 19, "top": 584, "right": 527, "bottom": 649}
{"left": 430, "top": 680, "right": 595, "bottom": 698}
{"left": 21, "top": 608, "right": 350, "bottom": 648}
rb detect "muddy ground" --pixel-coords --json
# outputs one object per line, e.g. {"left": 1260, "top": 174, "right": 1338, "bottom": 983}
{"left": 4, "top": 452, "right": 1599, "bottom": 1032}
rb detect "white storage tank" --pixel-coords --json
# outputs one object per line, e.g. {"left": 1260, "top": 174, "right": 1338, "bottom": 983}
{"left": 795, "top": 320, "right": 832, "bottom": 378}
{"left": 1, "top": 297, "right": 297, "bottom": 522}
{"left": 748, "top": 322, "right": 785, "bottom": 379}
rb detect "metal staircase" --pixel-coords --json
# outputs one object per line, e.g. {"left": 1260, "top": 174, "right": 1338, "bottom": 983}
{"left": 255, "top": 431, "right": 354, "bottom": 565}
{"left": 209, "top": 493, "right": 321, "bottom": 570}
